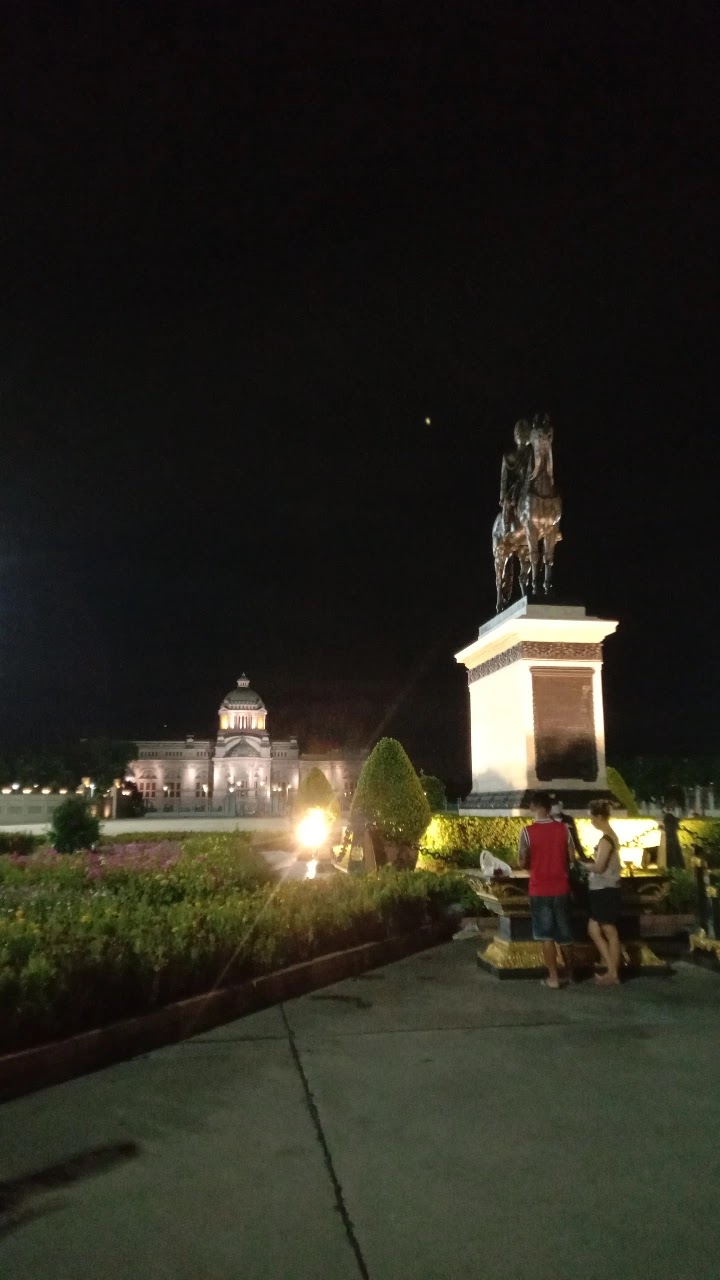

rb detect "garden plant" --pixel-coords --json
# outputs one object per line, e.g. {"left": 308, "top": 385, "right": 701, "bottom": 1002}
{"left": 351, "top": 737, "right": 431, "bottom": 867}
{"left": 0, "top": 831, "right": 464, "bottom": 1055}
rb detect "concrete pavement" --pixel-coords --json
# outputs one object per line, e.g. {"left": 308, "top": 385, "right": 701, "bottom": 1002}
{"left": 2, "top": 942, "right": 720, "bottom": 1279}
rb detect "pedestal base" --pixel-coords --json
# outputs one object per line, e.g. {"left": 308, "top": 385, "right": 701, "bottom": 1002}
{"left": 455, "top": 599, "right": 619, "bottom": 816}
{"left": 478, "top": 936, "right": 667, "bottom": 979}
{"left": 465, "top": 870, "right": 670, "bottom": 979}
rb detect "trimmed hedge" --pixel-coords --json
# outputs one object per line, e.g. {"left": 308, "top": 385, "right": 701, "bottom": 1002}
{"left": 351, "top": 738, "right": 431, "bottom": 845}
{"left": 420, "top": 813, "right": 720, "bottom": 872}
{"left": 295, "top": 767, "right": 338, "bottom": 817}
{"left": 0, "top": 833, "right": 40, "bottom": 856}
{"left": 420, "top": 774, "right": 447, "bottom": 812}
{"left": 420, "top": 814, "right": 529, "bottom": 868}
{"left": 679, "top": 819, "right": 720, "bottom": 865}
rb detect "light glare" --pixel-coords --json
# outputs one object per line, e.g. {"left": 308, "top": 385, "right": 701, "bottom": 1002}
{"left": 297, "top": 807, "right": 330, "bottom": 850}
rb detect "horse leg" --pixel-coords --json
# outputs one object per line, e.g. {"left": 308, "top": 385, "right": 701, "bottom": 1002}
{"left": 519, "top": 551, "right": 531, "bottom": 596}
{"left": 503, "top": 553, "right": 516, "bottom": 606}
{"left": 526, "top": 526, "right": 541, "bottom": 596}
{"left": 543, "top": 527, "right": 559, "bottom": 596}
{"left": 495, "top": 548, "right": 505, "bottom": 613}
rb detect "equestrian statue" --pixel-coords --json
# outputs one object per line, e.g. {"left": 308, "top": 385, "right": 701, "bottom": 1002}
{"left": 492, "top": 413, "right": 562, "bottom": 612}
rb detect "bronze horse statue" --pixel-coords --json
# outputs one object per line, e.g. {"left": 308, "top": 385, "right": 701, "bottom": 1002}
{"left": 492, "top": 414, "right": 562, "bottom": 611}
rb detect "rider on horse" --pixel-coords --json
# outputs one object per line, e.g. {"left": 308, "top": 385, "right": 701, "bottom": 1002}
{"left": 499, "top": 419, "right": 532, "bottom": 535}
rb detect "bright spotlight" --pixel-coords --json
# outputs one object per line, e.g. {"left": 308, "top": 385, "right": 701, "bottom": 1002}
{"left": 296, "top": 807, "right": 330, "bottom": 851}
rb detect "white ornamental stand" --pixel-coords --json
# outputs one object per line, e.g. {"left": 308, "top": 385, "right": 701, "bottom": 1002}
{"left": 455, "top": 597, "right": 618, "bottom": 816}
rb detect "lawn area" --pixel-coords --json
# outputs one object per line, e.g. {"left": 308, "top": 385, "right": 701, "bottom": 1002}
{"left": 0, "top": 832, "right": 462, "bottom": 1054}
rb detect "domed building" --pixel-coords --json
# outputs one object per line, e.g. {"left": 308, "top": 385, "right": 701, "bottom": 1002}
{"left": 129, "top": 674, "right": 365, "bottom": 816}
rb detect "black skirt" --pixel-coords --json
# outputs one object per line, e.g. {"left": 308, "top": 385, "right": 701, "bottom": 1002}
{"left": 588, "top": 887, "right": 622, "bottom": 925}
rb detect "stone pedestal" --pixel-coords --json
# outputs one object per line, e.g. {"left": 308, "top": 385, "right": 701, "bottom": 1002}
{"left": 455, "top": 598, "right": 618, "bottom": 815}
{"left": 463, "top": 870, "right": 668, "bottom": 978}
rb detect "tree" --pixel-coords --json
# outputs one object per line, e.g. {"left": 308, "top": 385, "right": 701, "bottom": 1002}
{"left": 295, "top": 767, "right": 338, "bottom": 816}
{"left": 75, "top": 739, "right": 138, "bottom": 794}
{"left": 50, "top": 796, "right": 101, "bottom": 853}
{"left": 351, "top": 738, "right": 431, "bottom": 845}
{"left": 116, "top": 781, "right": 147, "bottom": 819}
{"left": 420, "top": 772, "right": 446, "bottom": 812}
{"left": 606, "top": 766, "right": 639, "bottom": 816}
{"left": 616, "top": 755, "right": 720, "bottom": 810}
{"left": 0, "top": 738, "right": 137, "bottom": 791}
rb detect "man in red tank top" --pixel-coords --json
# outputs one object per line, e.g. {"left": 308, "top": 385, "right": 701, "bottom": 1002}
{"left": 518, "top": 791, "right": 576, "bottom": 987}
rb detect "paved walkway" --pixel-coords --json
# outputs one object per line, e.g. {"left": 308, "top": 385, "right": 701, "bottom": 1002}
{"left": 2, "top": 943, "right": 720, "bottom": 1279}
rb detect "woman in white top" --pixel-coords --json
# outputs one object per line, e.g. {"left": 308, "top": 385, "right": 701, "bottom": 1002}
{"left": 583, "top": 799, "right": 623, "bottom": 986}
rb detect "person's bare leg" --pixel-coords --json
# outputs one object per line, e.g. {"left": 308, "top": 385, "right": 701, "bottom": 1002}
{"left": 559, "top": 944, "right": 575, "bottom": 983}
{"left": 596, "top": 924, "right": 621, "bottom": 985}
{"left": 542, "top": 940, "right": 560, "bottom": 987}
{"left": 588, "top": 918, "right": 612, "bottom": 981}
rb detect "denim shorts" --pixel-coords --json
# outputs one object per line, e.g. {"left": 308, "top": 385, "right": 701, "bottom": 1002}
{"left": 529, "top": 894, "right": 573, "bottom": 944}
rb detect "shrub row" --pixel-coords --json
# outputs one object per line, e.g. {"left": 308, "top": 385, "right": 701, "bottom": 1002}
{"left": 678, "top": 819, "right": 720, "bottom": 864}
{"left": 420, "top": 814, "right": 528, "bottom": 867}
{"left": 0, "top": 833, "right": 41, "bottom": 856}
{"left": 0, "top": 839, "right": 463, "bottom": 1054}
{"left": 420, "top": 813, "right": 720, "bottom": 868}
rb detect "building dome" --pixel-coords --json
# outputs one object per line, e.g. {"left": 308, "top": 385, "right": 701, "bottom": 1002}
{"left": 218, "top": 675, "right": 267, "bottom": 734}
{"left": 221, "top": 675, "right": 265, "bottom": 711}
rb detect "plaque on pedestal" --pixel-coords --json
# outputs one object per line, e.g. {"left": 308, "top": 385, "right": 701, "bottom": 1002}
{"left": 455, "top": 597, "right": 619, "bottom": 815}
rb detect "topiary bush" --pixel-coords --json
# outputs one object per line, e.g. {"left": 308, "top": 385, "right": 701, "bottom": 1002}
{"left": 351, "top": 738, "right": 431, "bottom": 845}
{"left": 607, "top": 765, "right": 639, "bottom": 816}
{"left": 295, "top": 767, "right": 339, "bottom": 818}
{"left": 420, "top": 773, "right": 447, "bottom": 812}
{"left": 49, "top": 796, "right": 101, "bottom": 854}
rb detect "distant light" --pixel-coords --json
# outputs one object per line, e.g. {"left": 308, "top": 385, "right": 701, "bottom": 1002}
{"left": 2, "top": 788, "right": 11, "bottom": 795}
{"left": 306, "top": 858, "right": 318, "bottom": 880}
{"left": 296, "top": 808, "right": 330, "bottom": 851}
{"left": 22, "top": 788, "right": 32, "bottom": 794}
{"left": 59, "top": 788, "right": 68, "bottom": 794}
{"left": 424, "top": 416, "right": 431, "bottom": 425}
{"left": 41, "top": 787, "right": 51, "bottom": 795}
{"left": 11, "top": 783, "right": 20, "bottom": 791}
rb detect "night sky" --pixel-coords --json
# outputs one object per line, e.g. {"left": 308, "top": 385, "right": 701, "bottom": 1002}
{"left": 2, "top": 2, "right": 717, "bottom": 793}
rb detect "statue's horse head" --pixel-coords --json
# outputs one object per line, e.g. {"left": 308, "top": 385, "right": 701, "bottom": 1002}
{"left": 529, "top": 413, "right": 555, "bottom": 490}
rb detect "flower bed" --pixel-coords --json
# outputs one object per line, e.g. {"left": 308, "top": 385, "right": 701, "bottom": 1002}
{"left": 0, "top": 833, "right": 463, "bottom": 1055}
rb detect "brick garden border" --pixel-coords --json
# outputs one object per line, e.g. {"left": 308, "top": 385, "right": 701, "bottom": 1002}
{"left": 0, "top": 922, "right": 453, "bottom": 1104}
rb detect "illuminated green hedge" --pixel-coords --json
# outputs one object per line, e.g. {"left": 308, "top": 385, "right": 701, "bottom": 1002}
{"left": 419, "top": 814, "right": 720, "bottom": 870}
{"left": 419, "top": 814, "right": 529, "bottom": 867}
{"left": 679, "top": 819, "right": 720, "bottom": 864}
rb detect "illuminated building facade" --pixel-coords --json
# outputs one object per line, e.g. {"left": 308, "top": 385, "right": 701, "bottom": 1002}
{"left": 129, "top": 675, "right": 365, "bottom": 815}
